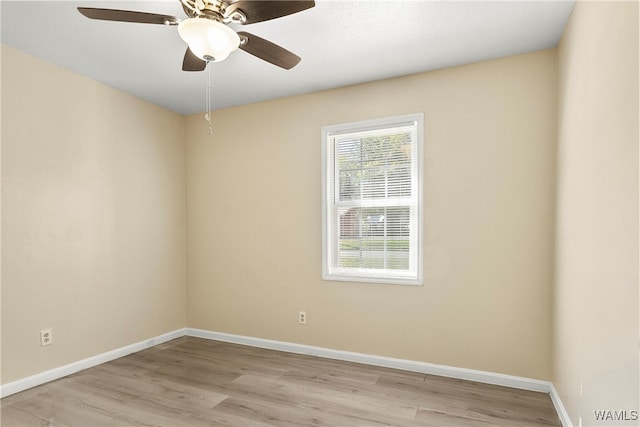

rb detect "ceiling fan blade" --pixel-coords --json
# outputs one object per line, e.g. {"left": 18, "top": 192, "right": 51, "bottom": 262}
{"left": 182, "top": 47, "right": 207, "bottom": 72}
{"left": 78, "top": 8, "right": 180, "bottom": 25}
{"left": 226, "top": 1, "right": 315, "bottom": 24}
{"left": 238, "top": 32, "right": 301, "bottom": 69}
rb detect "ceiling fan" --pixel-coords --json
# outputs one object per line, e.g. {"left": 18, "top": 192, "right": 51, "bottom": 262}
{"left": 78, "top": 0, "right": 316, "bottom": 71}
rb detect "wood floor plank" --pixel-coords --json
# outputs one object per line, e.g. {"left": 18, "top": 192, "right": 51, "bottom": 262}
{"left": 226, "top": 372, "right": 419, "bottom": 424}
{"left": 0, "top": 337, "right": 561, "bottom": 426}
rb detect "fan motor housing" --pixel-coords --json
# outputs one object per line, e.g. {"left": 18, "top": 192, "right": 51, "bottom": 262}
{"left": 180, "top": 0, "right": 245, "bottom": 24}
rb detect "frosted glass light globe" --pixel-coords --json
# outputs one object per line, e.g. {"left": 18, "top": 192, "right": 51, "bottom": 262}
{"left": 178, "top": 18, "right": 240, "bottom": 62}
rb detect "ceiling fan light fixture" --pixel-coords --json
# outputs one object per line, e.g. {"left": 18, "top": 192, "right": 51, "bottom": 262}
{"left": 178, "top": 18, "right": 240, "bottom": 62}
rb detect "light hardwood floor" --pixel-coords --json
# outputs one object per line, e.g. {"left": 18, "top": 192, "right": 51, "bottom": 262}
{"left": 1, "top": 337, "right": 561, "bottom": 426}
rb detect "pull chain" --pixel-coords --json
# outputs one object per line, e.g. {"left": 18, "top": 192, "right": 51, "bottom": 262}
{"left": 204, "top": 60, "right": 213, "bottom": 135}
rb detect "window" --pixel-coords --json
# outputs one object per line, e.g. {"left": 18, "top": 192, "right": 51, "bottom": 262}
{"left": 322, "top": 113, "right": 423, "bottom": 285}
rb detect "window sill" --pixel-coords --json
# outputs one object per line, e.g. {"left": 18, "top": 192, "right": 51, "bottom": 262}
{"left": 322, "top": 272, "right": 423, "bottom": 286}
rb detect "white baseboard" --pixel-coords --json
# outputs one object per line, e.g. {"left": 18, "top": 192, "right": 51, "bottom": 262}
{"left": 186, "top": 328, "right": 553, "bottom": 393}
{"left": 1, "top": 325, "right": 570, "bottom": 427}
{"left": 549, "top": 383, "right": 573, "bottom": 427}
{"left": 0, "top": 328, "right": 186, "bottom": 398}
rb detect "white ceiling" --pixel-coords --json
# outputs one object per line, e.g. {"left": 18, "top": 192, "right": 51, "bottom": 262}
{"left": 1, "top": 0, "right": 574, "bottom": 115}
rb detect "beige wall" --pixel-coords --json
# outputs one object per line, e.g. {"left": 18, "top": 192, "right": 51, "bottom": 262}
{"left": 186, "top": 50, "right": 557, "bottom": 380}
{"left": 0, "top": 39, "right": 4, "bottom": 387}
{"left": 554, "top": 1, "right": 639, "bottom": 425}
{"left": 1, "top": 46, "right": 187, "bottom": 383}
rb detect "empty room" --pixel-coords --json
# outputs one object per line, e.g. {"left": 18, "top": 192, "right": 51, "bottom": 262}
{"left": 1, "top": 0, "right": 638, "bottom": 426}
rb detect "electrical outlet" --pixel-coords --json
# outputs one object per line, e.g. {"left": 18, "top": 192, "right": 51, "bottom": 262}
{"left": 298, "top": 311, "right": 306, "bottom": 325}
{"left": 40, "top": 329, "right": 53, "bottom": 346}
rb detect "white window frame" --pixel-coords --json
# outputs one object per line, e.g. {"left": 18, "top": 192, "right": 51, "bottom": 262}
{"left": 321, "top": 113, "right": 424, "bottom": 286}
